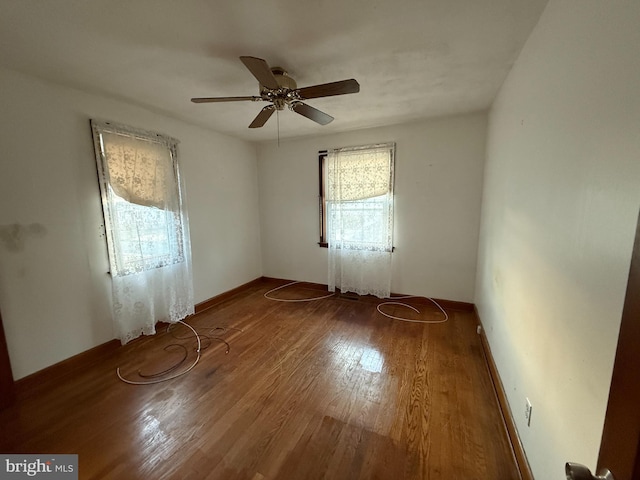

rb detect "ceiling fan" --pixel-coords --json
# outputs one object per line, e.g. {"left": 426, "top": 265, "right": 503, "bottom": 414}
{"left": 191, "top": 56, "right": 360, "bottom": 128}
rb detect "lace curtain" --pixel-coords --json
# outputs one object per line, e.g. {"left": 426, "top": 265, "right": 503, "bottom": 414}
{"left": 91, "top": 120, "right": 194, "bottom": 344}
{"left": 327, "top": 143, "right": 395, "bottom": 298}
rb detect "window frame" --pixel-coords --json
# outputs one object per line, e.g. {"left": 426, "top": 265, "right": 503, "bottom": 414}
{"left": 318, "top": 144, "right": 395, "bottom": 251}
{"left": 318, "top": 150, "right": 329, "bottom": 247}
{"left": 91, "top": 119, "right": 186, "bottom": 276}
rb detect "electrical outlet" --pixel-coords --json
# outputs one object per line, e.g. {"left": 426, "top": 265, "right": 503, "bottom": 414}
{"left": 525, "top": 398, "right": 532, "bottom": 427}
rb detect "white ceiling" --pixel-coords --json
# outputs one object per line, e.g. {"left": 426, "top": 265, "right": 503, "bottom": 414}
{"left": 0, "top": 0, "right": 548, "bottom": 142}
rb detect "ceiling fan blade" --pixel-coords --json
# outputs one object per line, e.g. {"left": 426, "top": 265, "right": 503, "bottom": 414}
{"left": 296, "top": 79, "right": 360, "bottom": 100}
{"left": 291, "top": 102, "right": 334, "bottom": 125}
{"left": 249, "top": 105, "right": 276, "bottom": 128}
{"left": 191, "top": 96, "right": 261, "bottom": 103}
{"left": 240, "top": 56, "right": 279, "bottom": 90}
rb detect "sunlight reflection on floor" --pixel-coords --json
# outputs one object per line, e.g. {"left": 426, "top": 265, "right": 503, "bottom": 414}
{"left": 359, "top": 346, "right": 384, "bottom": 373}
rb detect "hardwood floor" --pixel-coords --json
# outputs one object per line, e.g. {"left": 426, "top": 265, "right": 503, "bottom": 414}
{"left": 0, "top": 279, "right": 520, "bottom": 479}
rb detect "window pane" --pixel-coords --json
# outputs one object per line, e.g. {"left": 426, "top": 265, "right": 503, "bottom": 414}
{"left": 328, "top": 194, "right": 390, "bottom": 249}
{"left": 109, "top": 191, "right": 184, "bottom": 274}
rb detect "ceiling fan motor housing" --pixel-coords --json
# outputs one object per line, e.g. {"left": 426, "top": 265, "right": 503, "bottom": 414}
{"left": 260, "top": 68, "right": 299, "bottom": 110}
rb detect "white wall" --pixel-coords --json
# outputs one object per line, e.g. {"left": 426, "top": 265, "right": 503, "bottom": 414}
{"left": 258, "top": 113, "right": 487, "bottom": 302}
{"left": 0, "top": 67, "right": 262, "bottom": 380}
{"left": 475, "top": 1, "right": 640, "bottom": 478}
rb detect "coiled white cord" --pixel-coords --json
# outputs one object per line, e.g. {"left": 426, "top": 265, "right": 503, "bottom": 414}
{"left": 376, "top": 297, "right": 449, "bottom": 324}
{"left": 264, "top": 281, "right": 335, "bottom": 302}
{"left": 117, "top": 287, "right": 447, "bottom": 385}
{"left": 116, "top": 320, "right": 202, "bottom": 385}
{"left": 265, "top": 281, "right": 448, "bottom": 324}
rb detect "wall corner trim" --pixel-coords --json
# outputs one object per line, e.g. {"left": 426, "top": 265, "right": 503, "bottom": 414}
{"left": 474, "top": 306, "right": 534, "bottom": 480}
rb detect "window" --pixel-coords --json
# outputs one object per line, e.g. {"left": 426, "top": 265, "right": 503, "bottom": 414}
{"left": 318, "top": 143, "right": 395, "bottom": 251}
{"left": 91, "top": 120, "right": 186, "bottom": 276}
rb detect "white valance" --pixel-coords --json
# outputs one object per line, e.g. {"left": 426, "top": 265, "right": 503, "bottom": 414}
{"left": 102, "top": 132, "right": 172, "bottom": 208}
{"left": 326, "top": 143, "right": 394, "bottom": 201}
{"left": 94, "top": 121, "right": 179, "bottom": 209}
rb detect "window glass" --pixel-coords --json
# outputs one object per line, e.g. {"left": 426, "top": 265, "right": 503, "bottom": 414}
{"left": 319, "top": 143, "right": 395, "bottom": 251}
{"left": 91, "top": 120, "right": 186, "bottom": 276}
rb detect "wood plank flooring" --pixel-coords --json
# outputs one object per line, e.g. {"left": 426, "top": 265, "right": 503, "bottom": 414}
{"left": 0, "top": 279, "right": 519, "bottom": 479}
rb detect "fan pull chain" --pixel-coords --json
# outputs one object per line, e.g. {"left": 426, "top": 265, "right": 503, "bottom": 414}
{"left": 277, "top": 109, "right": 280, "bottom": 147}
